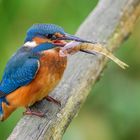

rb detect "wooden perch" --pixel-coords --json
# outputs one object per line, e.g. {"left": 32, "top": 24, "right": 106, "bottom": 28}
{"left": 8, "top": 0, "right": 140, "bottom": 140}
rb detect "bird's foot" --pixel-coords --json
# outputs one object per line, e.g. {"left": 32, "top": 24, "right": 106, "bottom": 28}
{"left": 45, "top": 96, "right": 61, "bottom": 107}
{"left": 23, "top": 107, "right": 45, "bottom": 117}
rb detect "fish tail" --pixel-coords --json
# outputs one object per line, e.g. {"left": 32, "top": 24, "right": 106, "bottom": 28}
{"left": 81, "top": 43, "right": 129, "bottom": 69}
{"left": 104, "top": 52, "right": 129, "bottom": 69}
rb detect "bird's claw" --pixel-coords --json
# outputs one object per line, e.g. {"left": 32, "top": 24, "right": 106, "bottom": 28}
{"left": 45, "top": 95, "right": 61, "bottom": 107}
{"left": 23, "top": 108, "right": 45, "bottom": 117}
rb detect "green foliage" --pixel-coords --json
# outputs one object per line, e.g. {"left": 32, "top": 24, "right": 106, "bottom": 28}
{"left": 0, "top": 0, "right": 140, "bottom": 140}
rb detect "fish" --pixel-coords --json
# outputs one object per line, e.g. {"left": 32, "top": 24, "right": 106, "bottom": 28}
{"left": 59, "top": 41, "right": 129, "bottom": 69}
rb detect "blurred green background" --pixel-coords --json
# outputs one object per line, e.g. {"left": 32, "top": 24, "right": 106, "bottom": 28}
{"left": 0, "top": 0, "right": 140, "bottom": 140}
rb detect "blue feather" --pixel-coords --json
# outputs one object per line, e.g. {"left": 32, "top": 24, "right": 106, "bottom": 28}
{"left": 25, "top": 24, "right": 65, "bottom": 42}
{"left": 32, "top": 42, "right": 55, "bottom": 53}
{"left": 0, "top": 47, "right": 40, "bottom": 97}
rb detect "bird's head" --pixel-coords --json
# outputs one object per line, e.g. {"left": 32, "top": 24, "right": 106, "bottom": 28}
{"left": 24, "top": 24, "right": 91, "bottom": 53}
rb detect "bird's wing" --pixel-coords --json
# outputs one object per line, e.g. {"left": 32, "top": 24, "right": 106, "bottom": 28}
{"left": 0, "top": 55, "right": 40, "bottom": 98}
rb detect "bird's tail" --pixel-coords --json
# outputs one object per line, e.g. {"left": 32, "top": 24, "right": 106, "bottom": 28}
{"left": 0, "top": 97, "right": 6, "bottom": 121}
{"left": 0, "top": 97, "right": 16, "bottom": 121}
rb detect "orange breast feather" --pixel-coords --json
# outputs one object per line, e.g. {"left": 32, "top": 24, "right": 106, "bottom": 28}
{"left": 2, "top": 48, "right": 67, "bottom": 120}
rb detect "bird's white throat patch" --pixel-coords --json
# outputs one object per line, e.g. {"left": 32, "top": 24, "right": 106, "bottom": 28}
{"left": 24, "top": 41, "right": 37, "bottom": 48}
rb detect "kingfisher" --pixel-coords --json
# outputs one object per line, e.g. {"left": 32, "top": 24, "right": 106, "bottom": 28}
{"left": 0, "top": 23, "right": 91, "bottom": 121}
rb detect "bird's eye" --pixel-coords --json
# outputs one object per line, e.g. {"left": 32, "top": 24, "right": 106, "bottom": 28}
{"left": 47, "top": 34, "right": 54, "bottom": 39}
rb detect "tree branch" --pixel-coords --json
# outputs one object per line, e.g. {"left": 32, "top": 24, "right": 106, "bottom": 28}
{"left": 8, "top": 0, "right": 140, "bottom": 139}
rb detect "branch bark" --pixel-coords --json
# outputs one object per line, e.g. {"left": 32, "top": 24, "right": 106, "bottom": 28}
{"left": 8, "top": 0, "right": 140, "bottom": 140}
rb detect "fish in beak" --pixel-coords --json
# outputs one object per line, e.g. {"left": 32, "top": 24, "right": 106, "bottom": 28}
{"left": 59, "top": 37, "right": 129, "bottom": 69}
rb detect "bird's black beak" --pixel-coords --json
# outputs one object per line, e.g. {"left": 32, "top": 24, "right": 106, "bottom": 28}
{"left": 59, "top": 33, "right": 93, "bottom": 44}
{"left": 52, "top": 33, "right": 99, "bottom": 47}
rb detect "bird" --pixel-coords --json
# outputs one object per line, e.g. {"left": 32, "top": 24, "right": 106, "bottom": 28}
{"left": 0, "top": 23, "right": 92, "bottom": 121}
